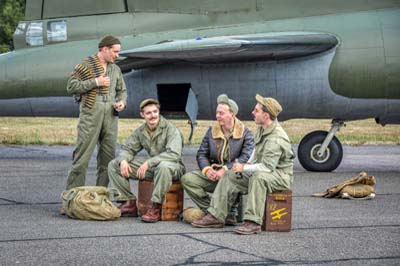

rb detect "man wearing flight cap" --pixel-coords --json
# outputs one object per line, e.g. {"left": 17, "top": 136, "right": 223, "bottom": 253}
{"left": 108, "top": 98, "right": 185, "bottom": 222}
{"left": 181, "top": 94, "right": 254, "bottom": 224}
{"left": 192, "top": 94, "right": 294, "bottom": 234}
{"left": 65, "top": 35, "right": 127, "bottom": 191}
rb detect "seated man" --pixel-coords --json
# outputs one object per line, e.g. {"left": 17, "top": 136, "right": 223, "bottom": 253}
{"left": 192, "top": 95, "right": 295, "bottom": 234}
{"left": 181, "top": 94, "right": 254, "bottom": 224}
{"left": 108, "top": 98, "right": 185, "bottom": 223}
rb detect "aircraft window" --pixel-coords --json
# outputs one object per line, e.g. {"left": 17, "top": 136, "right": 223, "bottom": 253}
{"left": 14, "top": 22, "right": 26, "bottom": 35}
{"left": 47, "top": 20, "right": 67, "bottom": 43}
{"left": 26, "top": 22, "right": 44, "bottom": 46}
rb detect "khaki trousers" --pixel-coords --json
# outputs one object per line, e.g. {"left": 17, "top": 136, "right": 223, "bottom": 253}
{"left": 207, "top": 170, "right": 291, "bottom": 225}
{"left": 108, "top": 157, "right": 185, "bottom": 203}
{"left": 181, "top": 170, "right": 218, "bottom": 211}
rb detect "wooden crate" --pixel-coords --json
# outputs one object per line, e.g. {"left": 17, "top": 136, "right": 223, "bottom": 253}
{"left": 138, "top": 180, "right": 184, "bottom": 221}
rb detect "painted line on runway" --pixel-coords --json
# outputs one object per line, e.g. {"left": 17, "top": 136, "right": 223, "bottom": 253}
{"left": 284, "top": 256, "right": 400, "bottom": 265}
{"left": 173, "top": 233, "right": 283, "bottom": 265}
{"left": 0, "top": 231, "right": 399, "bottom": 265}
{"left": 0, "top": 224, "right": 398, "bottom": 244}
{"left": 294, "top": 224, "right": 400, "bottom": 231}
{"left": 1, "top": 193, "right": 399, "bottom": 206}
{"left": 0, "top": 230, "right": 231, "bottom": 243}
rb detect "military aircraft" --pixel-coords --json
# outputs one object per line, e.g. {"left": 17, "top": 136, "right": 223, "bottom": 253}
{"left": 0, "top": 0, "right": 399, "bottom": 172}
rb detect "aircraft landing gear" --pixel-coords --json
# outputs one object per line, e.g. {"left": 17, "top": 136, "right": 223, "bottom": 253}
{"left": 298, "top": 120, "right": 344, "bottom": 172}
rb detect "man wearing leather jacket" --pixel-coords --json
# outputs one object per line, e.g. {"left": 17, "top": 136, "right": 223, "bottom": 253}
{"left": 181, "top": 94, "right": 254, "bottom": 225}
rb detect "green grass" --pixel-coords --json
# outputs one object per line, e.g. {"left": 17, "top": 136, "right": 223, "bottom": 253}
{"left": 0, "top": 117, "right": 399, "bottom": 146}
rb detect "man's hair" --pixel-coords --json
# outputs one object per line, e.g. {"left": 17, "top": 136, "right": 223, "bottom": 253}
{"left": 219, "top": 102, "right": 235, "bottom": 115}
{"left": 98, "top": 35, "right": 121, "bottom": 49}
{"left": 261, "top": 105, "right": 276, "bottom": 120}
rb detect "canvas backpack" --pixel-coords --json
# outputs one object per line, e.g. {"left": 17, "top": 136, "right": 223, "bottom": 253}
{"left": 61, "top": 186, "right": 121, "bottom": 220}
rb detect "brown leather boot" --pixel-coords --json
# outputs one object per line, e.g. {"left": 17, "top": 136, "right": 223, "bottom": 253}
{"left": 225, "top": 214, "right": 237, "bottom": 226}
{"left": 119, "top": 200, "right": 138, "bottom": 217}
{"left": 141, "top": 202, "right": 162, "bottom": 223}
{"left": 191, "top": 214, "right": 224, "bottom": 228}
{"left": 233, "top": 220, "right": 261, "bottom": 235}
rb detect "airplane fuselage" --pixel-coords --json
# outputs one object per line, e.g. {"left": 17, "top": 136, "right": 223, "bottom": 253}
{"left": 0, "top": 5, "right": 399, "bottom": 124}
{"left": 1, "top": 0, "right": 399, "bottom": 172}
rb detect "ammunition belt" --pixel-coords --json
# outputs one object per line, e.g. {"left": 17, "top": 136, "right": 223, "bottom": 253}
{"left": 71, "top": 54, "right": 109, "bottom": 108}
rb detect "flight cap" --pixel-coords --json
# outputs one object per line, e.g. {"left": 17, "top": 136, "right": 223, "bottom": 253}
{"left": 140, "top": 98, "right": 160, "bottom": 111}
{"left": 255, "top": 94, "right": 282, "bottom": 117}
{"left": 217, "top": 94, "right": 239, "bottom": 115}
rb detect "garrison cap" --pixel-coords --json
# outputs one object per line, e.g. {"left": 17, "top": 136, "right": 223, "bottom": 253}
{"left": 140, "top": 98, "right": 160, "bottom": 111}
{"left": 98, "top": 35, "right": 121, "bottom": 48}
{"left": 217, "top": 94, "right": 239, "bottom": 115}
{"left": 255, "top": 94, "right": 282, "bottom": 118}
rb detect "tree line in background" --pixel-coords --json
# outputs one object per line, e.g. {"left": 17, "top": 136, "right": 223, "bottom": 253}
{"left": 0, "top": 0, "right": 25, "bottom": 53}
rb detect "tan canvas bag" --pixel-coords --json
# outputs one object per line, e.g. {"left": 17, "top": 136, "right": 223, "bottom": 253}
{"left": 61, "top": 186, "right": 121, "bottom": 220}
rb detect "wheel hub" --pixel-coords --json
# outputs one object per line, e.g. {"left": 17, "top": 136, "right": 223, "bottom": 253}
{"left": 310, "top": 144, "right": 330, "bottom": 163}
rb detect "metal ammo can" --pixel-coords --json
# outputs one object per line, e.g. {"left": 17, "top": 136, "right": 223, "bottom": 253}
{"left": 263, "top": 190, "right": 292, "bottom": 232}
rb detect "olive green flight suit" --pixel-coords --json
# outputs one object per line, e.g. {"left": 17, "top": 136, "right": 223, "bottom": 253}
{"left": 108, "top": 116, "right": 185, "bottom": 204}
{"left": 207, "top": 120, "right": 295, "bottom": 225}
{"left": 66, "top": 59, "right": 127, "bottom": 190}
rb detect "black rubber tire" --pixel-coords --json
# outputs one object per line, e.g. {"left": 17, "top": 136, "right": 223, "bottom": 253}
{"left": 297, "top": 130, "right": 343, "bottom": 172}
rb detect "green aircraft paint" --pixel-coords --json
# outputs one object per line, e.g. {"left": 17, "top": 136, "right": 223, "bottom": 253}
{"left": 1, "top": 0, "right": 399, "bottom": 172}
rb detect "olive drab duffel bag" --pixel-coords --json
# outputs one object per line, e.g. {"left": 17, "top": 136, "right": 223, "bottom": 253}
{"left": 61, "top": 186, "right": 121, "bottom": 220}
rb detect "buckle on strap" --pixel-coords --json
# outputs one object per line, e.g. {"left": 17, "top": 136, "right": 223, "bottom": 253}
{"left": 101, "top": 94, "right": 108, "bottom": 102}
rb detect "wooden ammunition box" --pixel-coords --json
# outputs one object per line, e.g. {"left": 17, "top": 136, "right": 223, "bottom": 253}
{"left": 138, "top": 180, "right": 184, "bottom": 221}
{"left": 262, "top": 190, "right": 292, "bottom": 232}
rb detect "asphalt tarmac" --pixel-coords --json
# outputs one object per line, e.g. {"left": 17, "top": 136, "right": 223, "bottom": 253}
{"left": 0, "top": 145, "right": 399, "bottom": 266}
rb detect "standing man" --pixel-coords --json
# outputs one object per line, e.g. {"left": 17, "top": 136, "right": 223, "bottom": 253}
{"left": 181, "top": 94, "right": 254, "bottom": 224}
{"left": 108, "top": 99, "right": 185, "bottom": 223}
{"left": 192, "top": 94, "right": 294, "bottom": 234}
{"left": 65, "top": 35, "right": 127, "bottom": 190}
